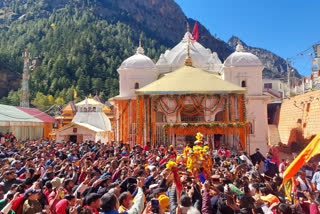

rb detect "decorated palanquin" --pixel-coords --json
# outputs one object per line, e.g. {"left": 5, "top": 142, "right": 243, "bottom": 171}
{"left": 112, "top": 62, "right": 250, "bottom": 152}
{"left": 177, "top": 132, "right": 212, "bottom": 176}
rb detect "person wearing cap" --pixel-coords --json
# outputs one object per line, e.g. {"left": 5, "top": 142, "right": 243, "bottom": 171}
{"left": 22, "top": 188, "right": 42, "bottom": 214}
{"left": 11, "top": 160, "right": 26, "bottom": 177}
{"left": 48, "top": 177, "right": 65, "bottom": 214}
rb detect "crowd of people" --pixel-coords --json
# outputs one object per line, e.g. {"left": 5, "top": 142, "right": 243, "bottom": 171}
{"left": 0, "top": 134, "right": 320, "bottom": 214}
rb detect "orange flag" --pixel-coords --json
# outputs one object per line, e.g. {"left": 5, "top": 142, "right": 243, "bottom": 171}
{"left": 282, "top": 134, "right": 320, "bottom": 186}
{"left": 73, "top": 90, "right": 77, "bottom": 99}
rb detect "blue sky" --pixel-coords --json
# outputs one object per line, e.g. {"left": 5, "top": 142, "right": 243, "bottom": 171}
{"left": 175, "top": 0, "right": 320, "bottom": 76}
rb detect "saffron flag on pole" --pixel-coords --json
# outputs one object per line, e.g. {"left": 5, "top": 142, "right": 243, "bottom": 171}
{"left": 190, "top": 21, "right": 199, "bottom": 41}
{"left": 281, "top": 134, "right": 320, "bottom": 188}
{"left": 73, "top": 90, "right": 77, "bottom": 99}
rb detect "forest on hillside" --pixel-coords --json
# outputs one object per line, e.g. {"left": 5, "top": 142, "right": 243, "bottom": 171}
{"left": 0, "top": 1, "right": 167, "bottom": 110}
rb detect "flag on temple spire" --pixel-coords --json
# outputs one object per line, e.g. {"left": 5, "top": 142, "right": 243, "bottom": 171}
{"left": 190, "top": 21, "right": 199, "bottom": 41}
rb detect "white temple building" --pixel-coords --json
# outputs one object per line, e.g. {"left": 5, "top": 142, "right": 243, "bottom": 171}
{"left": 53, "top": 98, "right": 112, "bottom": 143}
{"left": 111, "top": 28, "right": 270, "bottom": 154}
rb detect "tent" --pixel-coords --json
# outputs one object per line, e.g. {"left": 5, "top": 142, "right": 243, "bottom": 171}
{"left": 16, "top": 107, "right": 55, "bottom": 139}
{"left": 0, "top": 104, "right": 55, "bottom": 140}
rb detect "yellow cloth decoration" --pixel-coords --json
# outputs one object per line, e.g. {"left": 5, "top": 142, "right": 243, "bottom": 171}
{"left": 166, "top": 161, "right": 177, "bottom": 170}
{"left": 184, "top": 132, "right": 211, "bottom": 177}
{"left": 196, "top": 132, "right": 203, "bottom": 141}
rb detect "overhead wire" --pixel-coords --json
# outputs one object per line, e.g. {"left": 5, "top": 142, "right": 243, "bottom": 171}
{"left": 287, "top": 40, "right": 320, "bottom": 76}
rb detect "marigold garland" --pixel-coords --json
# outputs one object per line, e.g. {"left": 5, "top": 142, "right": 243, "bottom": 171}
{"left": 151, "top": 97, "right": 156, "bottom": 147}
{"left": 191, "top": 95, "right": 220, "bottom": 111}
{"left": 137, "top": 96, "right": 145, "bottom": 145}
{"left": 136, "top": 96, "right": 140, "bottom": 136}
{"left": 230, "top": 95, "right": 235, "bottom": 122}
{"left": 225, "top": 96, "right": 229, "bottom": 122}
{"left": 238, "top": 94, "right": 245, "bottom": 122}
{"left": 131, "top": 99, "right": 137, "bottom": 143}
{"left": 147, "top": 97, "right": 151, "bottom": 142}
{"left": 163, "top": 122, "right": 248, "bottom": 135}
{"left": 123, "top": 100, "right": 129, "bottom": 143}
{"left": 119, "top": 100, "right": 123, "bottom": 141}
{"left": 240, "top": 126, "right": 246, "bottom": 150}
{"left": 163, "top": 122, "right": 249, "bottom": 150}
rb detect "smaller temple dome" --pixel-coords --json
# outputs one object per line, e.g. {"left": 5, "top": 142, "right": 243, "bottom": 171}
{"left": 224, "top": 42, "right": 263, "bottom": 68}
{"left": 118, "top": 45, "right": 156, "bottom": 71}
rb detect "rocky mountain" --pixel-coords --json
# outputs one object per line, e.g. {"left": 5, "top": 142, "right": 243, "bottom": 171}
{"left": 228, "top": 36, "right": 300, "bottom": 78}
{"left": 0, "top": 0, "right": 299, "bottom": 103}
{"left": 91, "top": 0, "right": 234, "bottom": 60}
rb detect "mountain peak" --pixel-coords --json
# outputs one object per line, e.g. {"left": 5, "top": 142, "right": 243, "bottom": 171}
{"left": 228, "top": 36, "right": 248, "bottom": 48}
{"left": 228, "top": 36, "right": 299, "bottom": 78}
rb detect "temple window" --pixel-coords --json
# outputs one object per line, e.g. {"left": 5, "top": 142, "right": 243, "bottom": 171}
{"left": 264, "top": 83, "right": 272, "bottom": 89}
{"left": 249, "top": 121, "right": 254, "bottom": 134}
{"left": 134, "top": 82, "right": 140, "bottom": 89}
{"left": 241, "top": 80, "right": 247, "bottom": 88}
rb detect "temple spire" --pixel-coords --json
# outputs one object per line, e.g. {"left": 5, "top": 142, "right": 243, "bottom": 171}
{"left": 184, "top": 31, "right": 193, "bottom": 66}
{"left": 136, "top": 39, "right": 145, "bottom": 54}
{"left": 236, "top": 38, "right": 244, "bottom": 52}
